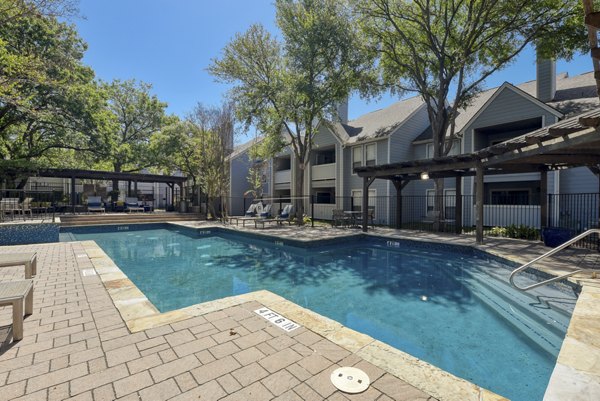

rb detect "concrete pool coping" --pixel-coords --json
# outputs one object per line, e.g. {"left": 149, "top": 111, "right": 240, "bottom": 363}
{"left": 76, "top": 221, "right": 600, "bottom": 401}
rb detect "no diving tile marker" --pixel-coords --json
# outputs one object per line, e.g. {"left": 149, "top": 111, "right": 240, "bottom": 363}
{"left": 254, "top": 308, "right": 301, "bottom": 332}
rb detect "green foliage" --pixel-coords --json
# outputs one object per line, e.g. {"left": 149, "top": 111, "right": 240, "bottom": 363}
{"left": 94, "top": 79, "right": 168, "bottom": 173}
{"left": 209, "top": 0, "right": 374, "bottom": 221}
{"left": 0, "top": 0, "right": 107, "bottom": 170}
{"left": 503, "top": 224, "right": 540, "bottom": 240}
{"left": 353, "top": 0, "right": 586, "bottom": 160}
{"left": 488, "top": 226, "right": 507, "bottom": 237}
{"left": 152, "top": 102, "right": 235, "bottom": 214}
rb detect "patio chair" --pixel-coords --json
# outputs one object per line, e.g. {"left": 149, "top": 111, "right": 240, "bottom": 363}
{"left": 86, "top": 196, "right": 105, "bottom": 213}
{"left": 276, "top": 204, "right": 294, "bottom": 225}
{"left": 332, "top": 209, "right": 351, "bottom": 227}
{"left": 125, "top": 197, "right": 144, "bottom": 213}
{"left": 19, "top": 198, "right": 33, "bottom": 219}
{"left": 0, "top": 198, "right": 20, "bottom": 220}
{"left": 0, "top": 279, "right": 34, "bottom": 341}
{"left": 355, "top": 209, "right": 375, "bottom": 228}
{"left": 422, "top": 210, "right": 440, "bottom": 224}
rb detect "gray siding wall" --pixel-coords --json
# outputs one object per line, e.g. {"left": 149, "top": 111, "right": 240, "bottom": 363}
{"left": 462, "top": 87, "right": 558, "bottom": 196}
{"left": 343, "top": 139, "right": 389, "bottom": 224}
{"left": 389, "top": 105, "right": 430, "bottom": 163}
{"left": 560, "top": 167, "right": 598, "bottom": 193}
{"left": 463, "top": 87, "right": 557, "bottom": 156}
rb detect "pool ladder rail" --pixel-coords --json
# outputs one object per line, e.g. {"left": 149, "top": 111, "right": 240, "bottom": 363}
{"left": 509, "top": 229, "right": 600, "bottom": 291}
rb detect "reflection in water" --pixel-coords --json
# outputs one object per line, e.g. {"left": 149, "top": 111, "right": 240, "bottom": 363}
{"left": 73, "top": 228, "right": 569, "bottom": 401}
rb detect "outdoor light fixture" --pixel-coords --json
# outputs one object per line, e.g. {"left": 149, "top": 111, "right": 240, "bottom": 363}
{"left": 420, "top": 172, "right": 429, "bottom": 180}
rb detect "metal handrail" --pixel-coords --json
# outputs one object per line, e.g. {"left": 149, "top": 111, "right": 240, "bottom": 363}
{"left": 509, "top": 229, "right": 600, "bottom": 291}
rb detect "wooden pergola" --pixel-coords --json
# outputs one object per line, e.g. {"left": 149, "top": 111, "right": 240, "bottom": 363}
{"left": 355, "top": 109, "right": 600, "bottom": 243}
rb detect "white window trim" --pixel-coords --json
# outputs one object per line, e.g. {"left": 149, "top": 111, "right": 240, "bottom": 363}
{"left": 351, "top": 188, "right": 377, "bottom": 218}
{"left": 351, "top": 146, "right": 363, "bottom": 175}
{"left": 351, "top": 143, "right": 378, "bottom": 174}
{"left": 365, "top": 143, "right": 377, "bottom": 167}
{"left": 426, "top": 139, "right": 460, "bottom": 159}
{"left": 426, "top": 188, "right": 456, "bottom": 211}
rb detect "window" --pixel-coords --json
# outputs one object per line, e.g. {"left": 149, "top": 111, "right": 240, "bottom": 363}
{"left": 352, "top": 146, "right": 362, "bottom": 170}
{"left": 351, "top": 189, "right": 376, "bottom": 213}
{"left": 426, "top": 189, "right": 435, "bottom": 212}
{"left": 425, "top": 140, "right": 460, "bottom": 159}
{"left": 426, "top": 189, "right": 456, "bottom": 219}
{"left": 315, "top": 192, "right": 333, "bottom": 204}
{"left": 490, "top": 190, "right": 530, "bottom": 205}
{"left": 365, "top": 143, "right": 377, "bottom": 166}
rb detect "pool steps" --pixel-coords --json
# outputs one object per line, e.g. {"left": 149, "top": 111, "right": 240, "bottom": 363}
{"left": 463, "top": 267, "right": 572, "bottom": 357}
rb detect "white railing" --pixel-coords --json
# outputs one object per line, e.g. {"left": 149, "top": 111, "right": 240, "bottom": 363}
{"left": 509, "top": 229, "right": 600, "bottom": 291}
{"left": 483, "top": 204, "right": 541, "bottom": 228}
{"left": 311, "top": 163, "right": 336, "bottom": 181}
{"left": 313, "top": 204, "right": 336, "bottom": 220}
{"left": 274, "top": 169, "right": 291, "bottom": 184}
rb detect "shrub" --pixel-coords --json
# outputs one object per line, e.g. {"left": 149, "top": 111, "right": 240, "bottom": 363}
{"left": 489, "top": 226, "right": 507, "bottom": 237}
{"left": 505, "top": 224, "right": 539, "bottom": 240}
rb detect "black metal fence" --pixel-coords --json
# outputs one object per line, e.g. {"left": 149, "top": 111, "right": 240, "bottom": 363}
{"left": 229, "top": 193, "right": 600, "bottom": 246}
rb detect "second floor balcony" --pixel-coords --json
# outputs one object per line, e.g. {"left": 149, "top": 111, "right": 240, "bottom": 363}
{"left": 274, "top": 169, "right": 291, "bottom": 184}
{"left": 311, "top": 163, "right": 336, "bottom": 181}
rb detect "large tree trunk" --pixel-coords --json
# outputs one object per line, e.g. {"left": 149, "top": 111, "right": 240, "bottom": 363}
{"left": 294, "top": 160, "right": 305, "bottom": 225}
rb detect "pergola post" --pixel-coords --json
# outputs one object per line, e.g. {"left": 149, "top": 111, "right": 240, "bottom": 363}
{"left": 455, "top": 175, "right": 463, "bottom": 235}
{"left": 70, "top": 175, "right": 76, "bottom": 211}
{"left": 475, "top": 164, "right": 484, "bottom": 244}
{"left": 393, "top": 180, "right": 403, "bottom": 229}
{"left": 362, "top": 176, "right": 375, "bottom": 232}
{"left": 134, "top": 181, "right": 138, "bottom": 197}
{"left": 540, "top": 169, "right": 548, "bottom": 229}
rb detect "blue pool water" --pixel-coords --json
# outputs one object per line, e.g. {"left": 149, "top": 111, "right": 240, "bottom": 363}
{"left": 64, "top": 225, "right": 574, "bottom": 401}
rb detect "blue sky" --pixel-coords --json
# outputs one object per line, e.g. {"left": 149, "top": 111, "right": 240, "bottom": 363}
{"left": 76, "top": 0, "right": 593, "bottom": 141}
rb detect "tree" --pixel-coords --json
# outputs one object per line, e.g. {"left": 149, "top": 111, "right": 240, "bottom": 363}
{"left": 94, "top": 79, "right": 168, "bottom": 173}
{"left": 0, "top": 0, "right": 107, "bottom": 186}
{"left": 353, "top": 0, "right": 587, "bottom": 226}
{"left": 152, "top": 102, "right": 235, "bottom": 218}
{"left": 209, "top": 0, "right": 373, "bottom": 223}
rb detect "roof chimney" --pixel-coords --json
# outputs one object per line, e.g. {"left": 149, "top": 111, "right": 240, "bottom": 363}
{"left": 336, "top": 99, "right": 349, "bottom": 124}
{"left": 536, "top": 56, "right": 556, "bottom": 103}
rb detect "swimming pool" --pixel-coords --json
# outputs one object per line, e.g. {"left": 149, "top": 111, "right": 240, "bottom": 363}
{"left": 63, "top": 224, "right": 576, "bottom": 401}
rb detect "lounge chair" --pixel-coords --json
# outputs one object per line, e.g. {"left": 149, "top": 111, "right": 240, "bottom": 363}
{"left": 87, "top": 196, "right": 105, "bottom": 213}
{"left": 245, "top": 202, "right": 261, "bottom": 217}
{"left": 276, "top": 204, "right": 294, "bottom": 225}
{"left": 260, "top": 204, "right": 272, "bottom": 218}
{"left": 125, "top": 197, "right": 144, "bottom": 213}
{"left": 0, "top": 280, "right": 34, "bottom": 341}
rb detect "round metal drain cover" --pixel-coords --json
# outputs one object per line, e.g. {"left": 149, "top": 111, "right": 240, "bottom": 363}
{"left": 330, "top": 367, "right": 370, "bottom": 393}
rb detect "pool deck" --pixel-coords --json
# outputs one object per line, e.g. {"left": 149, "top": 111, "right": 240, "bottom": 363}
{"left": 0, "top": 221, "right": 599, "bottom": 400}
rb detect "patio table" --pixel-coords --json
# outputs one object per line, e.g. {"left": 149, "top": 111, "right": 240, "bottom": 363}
{"left": 343, "top": 211, "right": 362, "bottom": 227}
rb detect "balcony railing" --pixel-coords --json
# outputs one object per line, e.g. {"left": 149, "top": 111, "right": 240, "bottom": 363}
{"left": 311, "top": 163, "right": 336, "bottom": 181}
{"left": 274, "top": 169, "right": 291, "bottom": 184}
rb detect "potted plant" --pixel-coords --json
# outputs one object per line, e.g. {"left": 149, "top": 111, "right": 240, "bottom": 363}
{"left": 542, "top": 227, "right": 575, "bottom": 247}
